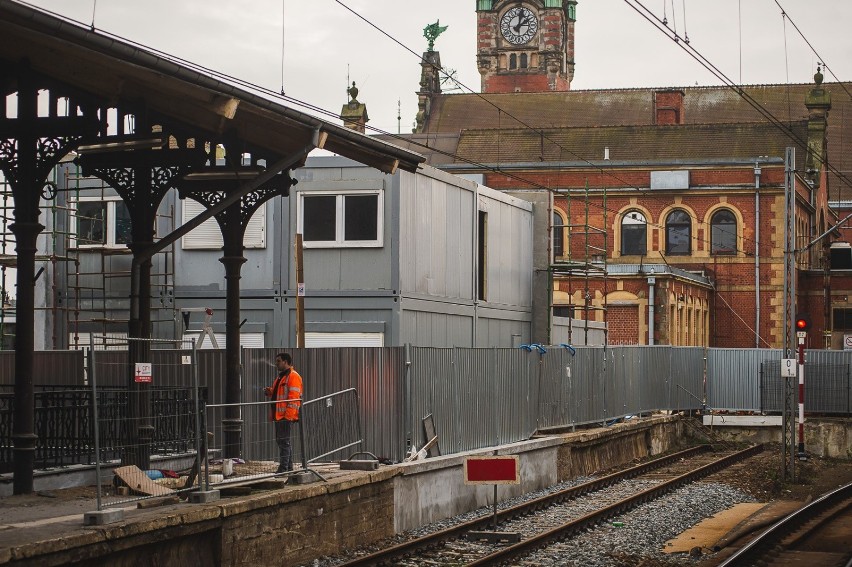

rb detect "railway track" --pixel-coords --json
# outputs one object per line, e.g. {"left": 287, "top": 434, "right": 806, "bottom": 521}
{"left": 717, "top": 479, "right": 852, "bottom": 567}
{"left": 338, "top": 444, "right": 763, "bottom": 567}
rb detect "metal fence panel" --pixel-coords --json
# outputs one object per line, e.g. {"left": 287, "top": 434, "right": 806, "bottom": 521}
{"left": 608, "top": 347, "right": 635, "bottom": 420}
{"left": 242, "top": 347, "right": 405, "bottom": 463}
{"left": 670, "top": 347, "right": 705, "bottom": 410}
{"left": 453, "top": 348, "right": 492, "bottom": 453}
{"left": 407, "top": 347, "right": 538, "bottom": 459}
{"left": 0, "top": 350, "right": 84, "bottom": 386}
{"left": 496, "top": 348, "right": 538, "bottom": 446}
{"left": 88, "top": 337, "right": 204, "bottom": 511}
{"left": 408, "top": 347, "right": 454, "bottom": 457}
{"left": 571, "top": 347, "right": 606, "bottom": 425}
{"left": 538, "top": 349, "right": 571, "bottom": 428}
{"left": 806, "top": 350, "right": 852, "bottom": 413}
{"left": 707, "top": 348, "right": 783, "bottom": 411}
{"left": 761, "top": 354, "right": 851, "bottom": 414}
{"left": 639, "top": 346, "right": 671, "bottom": 414}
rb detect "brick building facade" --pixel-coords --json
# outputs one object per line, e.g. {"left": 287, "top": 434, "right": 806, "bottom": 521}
{"left": 476, "top": 0, "right": 576, "bottom": 94}
{"left": 383, "top": 1, "right": 852, "bottom": 349}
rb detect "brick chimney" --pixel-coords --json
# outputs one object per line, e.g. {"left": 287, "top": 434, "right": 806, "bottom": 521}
{"left": 340, "top": 82, "right": 369, "bottom": 134}
{"left": 654, "top": 89, "right": 685, "bottom": 125}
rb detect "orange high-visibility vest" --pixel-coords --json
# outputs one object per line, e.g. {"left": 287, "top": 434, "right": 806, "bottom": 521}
{"left": 269, "top": 369, "right": 302, "bottom": 422}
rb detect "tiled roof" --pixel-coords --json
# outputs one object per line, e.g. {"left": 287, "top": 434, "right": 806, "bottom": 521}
{"left": 384, "top": 83, "right": 852, "bottom": 198}
{"left": 420, "top": 84, "right": 852, "bottom": 132}
{"left": 454, "top": 121, "right": 810, "bottom": 167}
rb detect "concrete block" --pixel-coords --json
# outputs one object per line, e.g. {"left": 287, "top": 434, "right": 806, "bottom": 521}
{"left": 190, "top": 490, "right": 221, "bottom": 504}
{"left": 83, "top": 508, "right": 124, "bottom": 525}
{"left": 702, "top": 415, "right": 782, "bottom": 427}
{"left": 339, "top": 459, "right": 379, "bottom": 471}
{"left": 289, "top": 471, "right": 319, "bottom": 485}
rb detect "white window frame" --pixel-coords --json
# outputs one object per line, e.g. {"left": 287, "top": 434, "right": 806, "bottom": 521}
{"left": 297, "top": 190, "right": 384, "bottom": 248}
{"left": 181, "top": 331, "right": 265, "bottom": 349}
{"left": 181, "top": 199, "right": 266, "bottom": 250}
{"left": 305, "top": 332, "right": 384, "bottom": 347}
{"left": 72, "top": 197, "right": 130, "bottom": 249}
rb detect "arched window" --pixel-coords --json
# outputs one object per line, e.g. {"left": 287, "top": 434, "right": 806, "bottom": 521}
{"left": 621, "top": 211, "right": 646, "bottom": 256}
{"left": 509, "top": 54, "right": 517, "bottom": 70}
{"left": 553, "top": 213, "right": 564, "bottom": 258}
{"left": 710, "top": 209, "right": 737, "bottom": 255}
{"left": 665, "top": 209, "right": 691, "bottom": 255}
{"left": 520, "top": 53, "right": 528, "bottom": 69}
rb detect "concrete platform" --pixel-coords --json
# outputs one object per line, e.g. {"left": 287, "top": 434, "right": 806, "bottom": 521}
{"left": 0, "top": 415, "right": 686, "bottom": 566}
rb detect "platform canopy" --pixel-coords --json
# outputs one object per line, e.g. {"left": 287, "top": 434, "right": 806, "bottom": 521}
{"left": 0, "top": 0, "right": 424, "bottom": 174}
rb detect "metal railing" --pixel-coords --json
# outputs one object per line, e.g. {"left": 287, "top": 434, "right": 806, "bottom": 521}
{"left": 204, "top": 388, "right": 362, "bottom": 485}
{"left": 6, "top": 345, "right": 852, "bottom": 475}
{"left": 88, "top": 335, "right": 205, "bottom": 510}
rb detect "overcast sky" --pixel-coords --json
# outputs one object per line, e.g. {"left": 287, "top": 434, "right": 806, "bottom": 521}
{"left": 20, "top": 0, "right": 852, "bottom": 135}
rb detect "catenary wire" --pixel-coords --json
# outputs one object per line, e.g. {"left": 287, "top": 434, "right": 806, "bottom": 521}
{"left": 12, "top": 0, "right": 817, "bottom": 255}
{"left": 10, "top": 0, "right": 805, "bottom": 257}
{"left": 772, "top": 0, "right": 852, "bottom": 102}
{"left": 326, "top": 0, "right": 784, "bottom": 253}
{"left": 624, "top": 0, "right": 852, "bottom": 193}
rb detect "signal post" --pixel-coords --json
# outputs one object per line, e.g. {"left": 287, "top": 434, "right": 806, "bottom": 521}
{"left": 795, "top": 314, "right": 811, "bottom": 461}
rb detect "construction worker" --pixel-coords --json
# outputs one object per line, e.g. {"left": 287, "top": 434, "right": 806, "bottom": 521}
{"left": 264, "top": 352, "right": 303, "bottom": 473}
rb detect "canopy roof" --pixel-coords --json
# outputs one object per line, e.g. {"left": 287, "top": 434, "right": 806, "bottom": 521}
{"left": 0, "top": 0, "right": 424, "bottom": 174}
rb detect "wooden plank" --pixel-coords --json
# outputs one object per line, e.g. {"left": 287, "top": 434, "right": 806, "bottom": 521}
{"left": 422, "top": 414, "right": 441, "bottom": 457}
{"left": 114, "top": 465, "right": 174, "bottom": 497}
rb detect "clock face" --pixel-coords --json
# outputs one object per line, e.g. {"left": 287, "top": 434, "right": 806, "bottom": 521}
{"left": 500, "top": 6, "right": 538, "bottom": 45}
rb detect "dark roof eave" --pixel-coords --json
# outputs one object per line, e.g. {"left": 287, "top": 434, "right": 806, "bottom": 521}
{"left": 0, "top": 0, "right": 424, "bottom": 174}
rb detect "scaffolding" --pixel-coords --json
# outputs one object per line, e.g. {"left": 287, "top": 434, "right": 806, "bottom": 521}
{"left": 0, "top": 171, "right": 15, "bottom": 350}
{"left": 0, "top": 163, "right": 178, "bottom": 350}
{"left": 551, "top": 181, "right": 609, "bottom": 346}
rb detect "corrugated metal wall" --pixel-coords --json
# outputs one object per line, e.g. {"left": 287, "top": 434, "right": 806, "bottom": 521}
{"left": 0, "top": 351, "right": 84, "bottom": 386}
{"left": 804, "top": 350, "right": 852, "bottom": 413}
{"left": 22, "top": 346, "right": 852, "bottom": 463}
{"left": 707, "top": 349, "right": 782, "bottom": 410}
{"left": 242, "top": 347, "right": 406, "bottom": 462}
{"left": 406, "top": 347, "right": 539, "bottom": 456}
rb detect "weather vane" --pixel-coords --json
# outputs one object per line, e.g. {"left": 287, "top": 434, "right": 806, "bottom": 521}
{"left": 423, "top": 20, "right": 448, "bottom": 52}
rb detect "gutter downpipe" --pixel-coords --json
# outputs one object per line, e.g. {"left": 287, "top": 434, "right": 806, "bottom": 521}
{"left": 404, "top": 343, "right": 412, "bottom": 459}
{"left": 754, "top": 163, "right": 761, "bottom": 348}
{"left": 647, "top": 272, "right": 656, "bottom": 345}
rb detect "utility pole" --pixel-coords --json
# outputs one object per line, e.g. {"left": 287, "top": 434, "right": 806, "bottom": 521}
{"left": 782, "top": 147, "right": 797, "bottom": 482}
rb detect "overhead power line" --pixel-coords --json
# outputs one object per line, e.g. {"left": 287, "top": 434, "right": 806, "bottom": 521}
{"left": 624, "top": 0, "right": 852, "bottom": 194}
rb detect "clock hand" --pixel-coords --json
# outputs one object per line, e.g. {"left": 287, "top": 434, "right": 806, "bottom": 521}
{"left": 513, "top": 15, "right": 531, "bottom": 34}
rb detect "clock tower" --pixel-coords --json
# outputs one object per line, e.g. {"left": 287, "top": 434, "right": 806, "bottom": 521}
{"left": 476, "top": 0, "right": 577, "bottom": 93}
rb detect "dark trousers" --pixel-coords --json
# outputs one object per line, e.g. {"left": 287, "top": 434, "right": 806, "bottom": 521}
{"left": 274, "top": 419, "right": 294, "bottom": 472}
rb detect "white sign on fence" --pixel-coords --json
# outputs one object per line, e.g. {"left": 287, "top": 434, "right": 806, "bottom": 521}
{"left": 134, "top": 362, "right": 152, "bottom": 383}
{"left": 780, "top": 358, "right": 797, "bottom": 378}
{"left": 844, "top": 335, "right": 852, "bottom": 350}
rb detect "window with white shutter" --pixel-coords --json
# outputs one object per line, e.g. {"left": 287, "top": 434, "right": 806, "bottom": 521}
{"left": 181, "top": 199, "right": 266, "bottom": 249}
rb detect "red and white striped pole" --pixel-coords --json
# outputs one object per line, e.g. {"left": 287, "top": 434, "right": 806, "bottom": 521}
{"left": 797, "top": 334, "right": 806, "bottom": 459}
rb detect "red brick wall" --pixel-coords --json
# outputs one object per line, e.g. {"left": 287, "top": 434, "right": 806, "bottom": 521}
{"left": 483, "top": 73, "right": 570, "bottom": 94}
{"left": 609, "top": 305, "right": 640, "bottom": 345}
{"left": 654, "top": 91, "right": 684, "bottom": 125}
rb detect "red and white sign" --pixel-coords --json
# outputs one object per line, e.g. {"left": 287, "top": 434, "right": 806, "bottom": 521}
{"left": 464, "top": 455, "right": 520, "bottom": 485}
{"left": 134, "top": 362, "right": 152, "bottom": 384}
